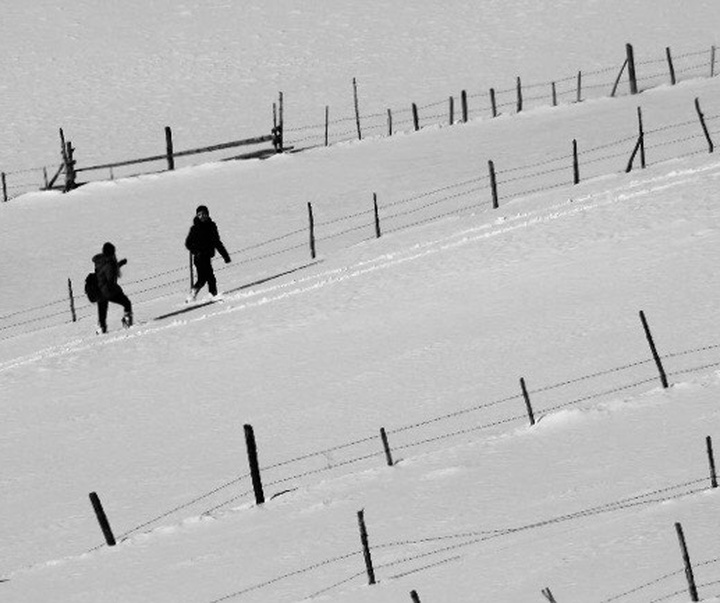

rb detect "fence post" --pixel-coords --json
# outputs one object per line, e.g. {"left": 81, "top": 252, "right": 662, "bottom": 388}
{"left": 89, "top": 492, "right": 116, "bottom": 546}
{"left": 43, "top": 166, "right": 49, "bottom": 189}
{"left": 387, "top": 109, "right": 393, "bottom": 136}
{"left": 637, "top": 107, "right": 646, "bottom": 168}
{"left": 666, "top": 47, "right": 677, "bottom": 85}
{"left": 552, "top": 82, "right": 557, "bottom": 106}
{"left": 488, "top": 160, "right": 499, "bottom": 209}
{"left": 675, "top": 522, "right": 699, "bottom": 602}
{"left": 694, "top": 98, "right": 714, "bottom": 153}
{"left": 1, "top": 172, "right": 6, "bottom": 202}
{"left": 324, "top": 105, "right": 329, "bottom": 147}
{"left": 277, "top": 91, "right": 284, "bottom": 151}
{"left": 516, "top": 76, "right": 523, "bottom": 112}
{"left": 165, "top": 126, "right": 175, "bottom": 171}
{"left": 611, "top": 58, "right": 628, "bottom": 97}
{"left": 520, "top": 377, "right": 536, "bottom": 426}
{"left": 64, "top": 141, "right": 76, "bottom": 192}
{"left": 379, "top": 427, "right": 394, "bottom": 466}
{"left": 572, "top": 139, "right": 580, "bottom": 185}
{"left": 626, "top": 43, "right": 638, "bottom": 94}
{"left": 67, "top": 278, "right": 77, "bottom": 322}
{"left": 357, "top": 509, "right": 376, "bottom": 585}
{"left": 490, "top": 88, "right": 497, "bottom": 117}
{"left": 412, "top": 103, "right": 420, "bottom": 131}
{"left": 541, "top": 587, "right": 558, "bottom": 603}
{"left": 410, "top": 590, "right": 422, "bottom": 603}
{"left": 373, "top": 193, "right": 381, "bottom": 238}
{"left": 449, "top": 96, "right": 454, "bottom": 125}
{"left": 307, "top": 202, "right": 316, "bottom": 259}
{"left": 707, "top": 436, "right": 718, "bottom": 488}
{"left": 461, "top": 90, "right": 468, "bottom": 123}
{"left": 639, "top": 310, "right": 669, "bottom": 389}
{"left": 353, "top": 77, "right": 362, "bottom": 141}
{"left": 244, "top": 424, "right": 265, "bottom": 505}
{"left": 576, "top": 70, "right": 582, "bottom": 102}
{"left": 711, "top": 45, "right": 716, "bottom": 77}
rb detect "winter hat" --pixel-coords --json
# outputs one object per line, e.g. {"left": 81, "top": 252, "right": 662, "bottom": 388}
{"left": 196, "top": 205, "right": 209, "bottom": 215}
{"left": 102, "top": 242, "right": 116, "bottom": 256}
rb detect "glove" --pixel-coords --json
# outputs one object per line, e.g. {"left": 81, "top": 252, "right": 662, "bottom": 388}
{"left": 224, "top": 256, "right": 231, "bottom": 264}
{"left": 118, "top": 258, "right": 128, "bottom": 267}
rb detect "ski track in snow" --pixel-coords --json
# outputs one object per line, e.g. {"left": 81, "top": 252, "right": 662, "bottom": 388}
{"left": 1, "top": 160, "right": 718, "bottom": 374}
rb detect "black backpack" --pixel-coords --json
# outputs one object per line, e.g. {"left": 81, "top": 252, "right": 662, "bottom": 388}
{"left": 84, "top": 272, "right": 100, "bottom": 303}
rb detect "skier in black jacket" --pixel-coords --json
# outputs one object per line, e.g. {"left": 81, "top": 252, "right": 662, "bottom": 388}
{"left": 185, "top": 205, "right": 231, "bottom": 301}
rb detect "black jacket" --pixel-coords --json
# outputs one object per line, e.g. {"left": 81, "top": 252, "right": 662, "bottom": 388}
{"left": 185, "top": 217, "right": 230, "bottom": 261}
{"left": 93, "top": 253, "right": 127, "bottom": 300}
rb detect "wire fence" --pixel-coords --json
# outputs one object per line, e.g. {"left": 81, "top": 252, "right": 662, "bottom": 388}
{"left": 1, "top": 91, "right": 717, "bottom": 341}
{"left": 1, "top": 44, "right": 716, "bottom": 201}
{"left": 63, "top": 330, "right": 720, "bottom": 602}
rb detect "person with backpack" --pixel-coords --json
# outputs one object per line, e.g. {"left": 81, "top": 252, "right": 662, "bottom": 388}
{"left": 185, "top": 205, "right": 231, "bottom": 302}
{"left": 92, "top": 242, "right": 133, "bottom": 333}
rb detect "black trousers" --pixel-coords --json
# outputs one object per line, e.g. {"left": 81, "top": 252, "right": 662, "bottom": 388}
{"left": 192, "top": 253, "right": 218, "bottom": 296}
{"left": 97, "top": 289, "right": 132, "bottom": 332}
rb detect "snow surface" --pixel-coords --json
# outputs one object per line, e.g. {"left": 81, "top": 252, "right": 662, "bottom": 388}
{"left": 1, "top": 2, "right": 720, "bottom": 603}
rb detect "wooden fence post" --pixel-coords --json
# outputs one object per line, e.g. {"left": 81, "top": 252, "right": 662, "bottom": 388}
{"left": 711, "top": 45, "right": 716, "bottom": 78}
{"left": 488, "top": 160, "right": 499, "bottom": 209}
{"left": 639, "top": 310, "right": 669, "bottom": 389}
{"left": 626, "top": 43, "right": 638, "bottom": 94}
{"left": 67, "top": 278, "right": 77, "bottom": 322}
{"left": 89, "top": 492, "right": 116, "bottom": 546}
{"left": 541, "top": 587, "right": 558, "bottom": 603}
{"left": 357, "top": 509, "right": 376, "bottom": 585}
{"left": 637, "top": 107, "right": 646, "bottom": 168}
{"left": 64, "top": 141, "right": 76, "bottom": 192}
{"left": 449, "top": 96, "right": 454, "bottom": 125}
{"left": 373, "top": 193, "right": 381, "bottom": 238}
{"left": 380, "top": 427, "right": 394, "bottom": 466}
{"left": 353, "top": 77, "right": 362, "bottom": 141}
{"left": 611, "top": 58, "right": 628, "bottom": 97}
{"left": 410, "top": 590, "right": 422, "bottom": 603}
{"left": 244, "top": 424, "right": 265, "bottom": 505}
{"left": 520, "top": 377, "right": 536, "bottom": 426}
{"left": 707, "top": 436, "right": 718, "bottom": 488}
{"left": 1, "top": 172, "right": 6, "bottom": 202}
{"left": 324, "top": 105, "right": 329, "bottom": 147}
{"left": 490, "top": 88, "right": 497, "bottom": 117}
{"left": 307, "top": 202, "right": 316, "bottom": 259}
{"left": 666, "top": 47, "right": 677, "bottom": 85}
{"left": 387, "top": 109, "right": 393, "bottom": 136}
{"left": 675, "top": 522, "right": 699, "bottom": 602}
{"left": 694, "top": 97, "right": 714, "bottom": 153}
{"left": 516, "top": 76, "right": 523, "bottom": 112}
{"left": 552, "top": 82, "right": 557, "bottom": 106}
{"left": 412, "top": 103, "right": 420, "bottom": 131}
{"left": 576, "top": 71, "right": 582, "bottom": 102}
{"left": 277, "top": 91, "right": 284, "bottom": 151}
{"left": 573, "top": 139, "right": 580, "bottom": 185}
{"left": 461, "top": 90, "right": 468, "bottom": 123}
{"left": 43, "top": 166, "right": 49, "bottom": 188}
{"left": 165, "top": 126, "right": 175, "bottom": 171}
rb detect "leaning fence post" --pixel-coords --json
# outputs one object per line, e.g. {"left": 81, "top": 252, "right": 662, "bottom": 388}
{"left": 1, "top": 172, "right": 7, "bottom": 202}
{"left": 410, "top": 590, "right": 422, "bottom": 603}
{"left": 357, "top": 509, "right": 376, "bottom": 585}
{"left": 516, "top": 76, "right": 523, "bottom": 112}
{"left": 637, "top": 107, "right": 646, "bottom": 168}
{"left": 541, "top": 587, "right": 558, "bottom": 603}
{"left": 694, "top": 97, "right": 714, "bottom": 153}
{"left": 611, "top": 57, "right": 628, "bottom": 97}
{"left": 707, "top": 436, "right": 718, "bottom": 488}
{"left": 626, "top": 43, "right": 638, "bottom": 94}
{"left": 89, "top": 492, "right": 116, "bottom": 546}
{"left": 520, "top": 377, "right": 536, "bottom": 426}
{"left": 572, "top": 139, "right": 580, "bottom": 185}
{"left": 461, "top": 90, "right": 468, "bottom": 123}
{"left": 353, "top": 77, "right": 362, "bottom": 141}
{"left": 675, "top": 522, "right": 699, "bottom": 602}
{"left": 244, "top": 424, "right": 265, "bottom": 505}
{"left": 412, "top": 103, "right": 420, "bottom": 131}
{"left": 488, "top": 160, "right": 499, "bottom": 209}
{"left": 307, "top": 202, "right": 316, "bottom": 259}
{"left": 165, "top": 126, "right": 175, "bottom": 171}
{"left": 379, "top": 427, "right": 394, "bottom": 466}
{"left": 639, "top": 310, "right": 669, "bottom": 389}
{"left": 373, "top": 193, "right": 381, "bottom": 239}
{"left": 666, "top": 47, "right": 677, "bottom": 85}
{"left": 67, "top": 278, "right": 77, "bottom": 322}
